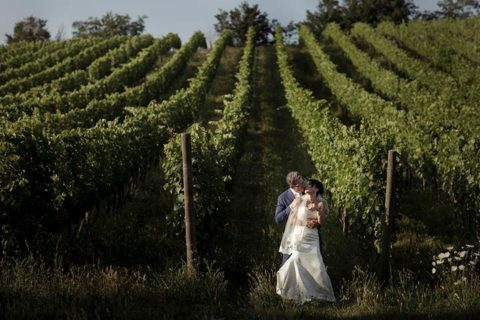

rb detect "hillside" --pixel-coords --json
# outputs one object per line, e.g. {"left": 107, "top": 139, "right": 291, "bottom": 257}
{"left": 0, "top": 19, "right": 479, "bottom": 319}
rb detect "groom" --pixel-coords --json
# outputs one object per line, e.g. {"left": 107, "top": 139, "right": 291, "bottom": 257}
{"left": 275, "top": 171, "right": 321, "bottom": 265}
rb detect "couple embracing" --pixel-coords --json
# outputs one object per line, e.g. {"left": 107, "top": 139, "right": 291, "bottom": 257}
{"left": 274, "top": 171, "right": 336, "bottom": 303}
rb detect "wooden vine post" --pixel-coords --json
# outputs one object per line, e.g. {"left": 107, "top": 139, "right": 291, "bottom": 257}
{"left": 380, "top": 150, "right": 396, "bottom": 283}
{"left": 182, "top": 132, "right": 197, "bottom": 274}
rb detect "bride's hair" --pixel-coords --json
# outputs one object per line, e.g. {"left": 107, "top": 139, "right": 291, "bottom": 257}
{"left": 307, "top": 179, "right": 324, "bottom": 196}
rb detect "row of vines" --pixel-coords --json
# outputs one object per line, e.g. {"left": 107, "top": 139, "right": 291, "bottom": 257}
{"left": 0, "top": 30, "right": 230, "bottom": 254}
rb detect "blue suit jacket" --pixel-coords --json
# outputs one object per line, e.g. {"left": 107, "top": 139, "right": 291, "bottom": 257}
{"left": 275, "top": 189, "right": 295, "bottom": 225}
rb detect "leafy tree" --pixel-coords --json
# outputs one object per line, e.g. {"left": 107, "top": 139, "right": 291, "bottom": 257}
{"left": 214, "top": 1, "right": 272, "bottom": 45}
{"left": 304, "top": 0, "right": 345, "bottom": 35}
{"left": 343, "top": 0, "right": 417, "bottom": 26}
{"left": 272, "top": 20, "right": 298, "bottom": 44}
{"left": 5, "top": 16, "right": 50, "bottom": 44}
{"left": 304, "top": 0, "right": 417, "bottom": 34}
{"left": 437, "top": 0, "right": 480, "bottom": 18}
{"left": 72, "top": 12, "right": 147, "bottom": 37}
{"left": 412, "top": 10, "right": 442, "bottom": 20}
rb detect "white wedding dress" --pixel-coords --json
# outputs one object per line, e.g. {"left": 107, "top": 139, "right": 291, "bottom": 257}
{"left": 276, "top": 197, "right": 336, "bottom": 303}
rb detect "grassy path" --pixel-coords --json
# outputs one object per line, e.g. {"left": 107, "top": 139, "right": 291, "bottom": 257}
{"left": 224, "top": 45, "right": 316, "bottom": 284}
{"left": 156, "top": 48, "right": 207, "bottom": 102}
{"left": 202, "top": 46, "right": 243, "bottom": 125}
{"left": 286, "top": 45, "right": 353, "bottom": 126}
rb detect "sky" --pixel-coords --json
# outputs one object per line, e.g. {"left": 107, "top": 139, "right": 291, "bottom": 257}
{"left": 0, "top": 0, "right": 440, "bottom": 45}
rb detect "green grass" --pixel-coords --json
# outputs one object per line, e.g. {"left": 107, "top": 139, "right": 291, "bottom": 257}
{"left": 249, "top": 267, "right": 480, "bottom": 319}
{"left": 156, "top": 47, "right": 208, "bottom": 102}
{"left": 0, "top": 259, "right": 240, "bottom": 319}
{"left": 202, "top": 46, "right": 243, "bottom": 126}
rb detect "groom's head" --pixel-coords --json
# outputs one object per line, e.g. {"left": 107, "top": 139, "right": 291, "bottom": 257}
{"left": 286, "top": 171, "right": 305, "bottom": 193}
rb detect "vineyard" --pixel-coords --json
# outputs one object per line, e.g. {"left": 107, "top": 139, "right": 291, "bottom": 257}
{"left": 1, "top": 17, "right": 480, "bottom": 319}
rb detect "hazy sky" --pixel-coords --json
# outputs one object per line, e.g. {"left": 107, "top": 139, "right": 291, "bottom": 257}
{"left": 0, "top": 0, "right": 440, "bottom": 45}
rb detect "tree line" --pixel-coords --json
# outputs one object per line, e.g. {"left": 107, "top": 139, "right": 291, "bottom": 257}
{"left": 5, "top": 12, "right": 146, "bottom": 44}
{"left": 4, "top": 0, "right": 480, "bottom": 45}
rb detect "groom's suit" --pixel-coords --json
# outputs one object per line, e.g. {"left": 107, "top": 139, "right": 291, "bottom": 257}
{"left": 275, "top": 189, "right": 323, "bottom": 265}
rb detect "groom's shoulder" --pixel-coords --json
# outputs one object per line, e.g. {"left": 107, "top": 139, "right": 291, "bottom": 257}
{"left": 278, "top": 189, "right": 292, "bottom": 199}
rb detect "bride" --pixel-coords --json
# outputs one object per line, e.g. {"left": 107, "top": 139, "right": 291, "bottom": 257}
{"left": 276, "top": 179, "right": 336, "bottom": 303}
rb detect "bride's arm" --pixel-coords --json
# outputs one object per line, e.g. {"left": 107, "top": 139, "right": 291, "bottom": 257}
{"left": 316, "top": 200, "right": 327, "bottom": 226}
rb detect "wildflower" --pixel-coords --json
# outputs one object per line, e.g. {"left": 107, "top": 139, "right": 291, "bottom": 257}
{"left": 432, "top": 268, "right": 436, "bottom": 274}
{"left": 446, "top": 246, "right": 454, "bottom": 251}
{"left": 459, "top": 265, "right": 465, "bottom": 271}
{"left": 451, "top": 266, "right": 458, "bottom": 272}
{"left": 432, "top": 261, "right": 436, "bottom": 266}
{"left": 438, "top": 252, "right": 450, "bottom": 259}
{"left": 436, "top": 260, "right": 444, "bottom": 265}
{"left": 465, "top": 244, "right": 474, "bottom": 248}
{"left": 458, "top": 251, "right": 467, "bottom": 258}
